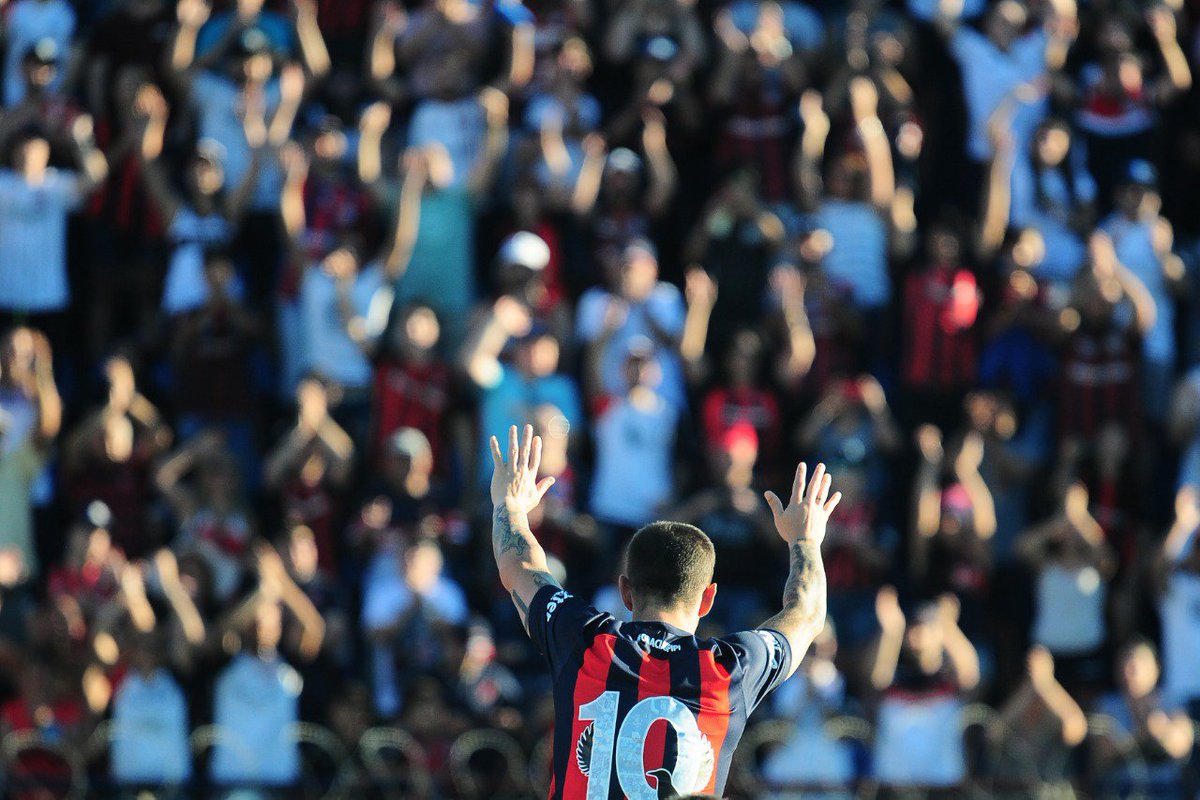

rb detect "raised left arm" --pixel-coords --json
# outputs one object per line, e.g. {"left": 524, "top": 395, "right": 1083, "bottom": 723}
{"left": 490, "top": 425, "right": 562, "bottom": 632}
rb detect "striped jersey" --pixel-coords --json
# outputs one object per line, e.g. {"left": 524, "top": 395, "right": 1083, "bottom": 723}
{"left": 528, "top": 585, "right": 792, "bottom": 799}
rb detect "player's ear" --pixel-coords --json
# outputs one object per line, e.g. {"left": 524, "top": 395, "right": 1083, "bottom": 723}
{"left": 618, "top": 575, "right": 634, "bottom": 613}
{"left": 698, "top": 583, "right": 717, "bottom": 618}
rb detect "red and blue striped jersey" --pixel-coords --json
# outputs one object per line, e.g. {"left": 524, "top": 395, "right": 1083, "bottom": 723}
{"left": 528, "top": 585, "right": 792, "bottom": 799}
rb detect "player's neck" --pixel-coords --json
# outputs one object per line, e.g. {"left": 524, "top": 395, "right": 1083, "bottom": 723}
{"left": 631, "top": 604, "right": 699, "bottom": 634}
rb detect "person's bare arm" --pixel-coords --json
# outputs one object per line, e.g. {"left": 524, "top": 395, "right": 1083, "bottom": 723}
{"left": 383, "top": 149, "right": 427, "bottom": 282}
{"left": 166, "top": 0, "right": 211, "bottom": 92}
{"left": 955, "top": 432, "right": 997, "bottom": 540}
{"left": 979, "top": 105, "right": 1016, "bottom": 258}
{"left": 268, "top": 63, "right": 306, "bottom": 148}
{"left": 133, "top": 83, "right": 182, "bottom": 225}
{"left": 71, "top": 116, "right": 109, "bottom": 195}
{"left": 29, "top": 332, "right": 61, "bottom": 447}
{"left": 760, "top": 462, "right": 840, "bottom": 678}
{"left": 849, "top": 77, "right": 894, "bottom": 211}
{"left": 1026, "top": 647, "right": 1088, "bottom": 745}
{"left": 490, "top": 425, "right": 561, "bottom": 633}
{"left": 1146, "top": 6, "right": 1191, "bottom": 100}
{"left": 468, "top": 88, "right": 510, "bottom": 199}
{"left": 641, "top": 109, "right": 676, "bottom": 218}
{"left": 938, "top": 595, "right": 980, "bottom": 690}
{"left": 292, "top": 0, "right": 331, "bottom": 79}
{"left": 154, "top": 549, "right": 206, "bottom": 646}
{"left": 461, "top": 296, "right": 526, "bottom": 387}
{"left": 679, "top": 268, "right": 717, "bottom": 366}
{"left": 570, "top": 133, "right": 607, "bottom": 216}
{"left": 367, "top": 2, "right": 408, "bottom": 103}
{"left": 870, "top": 586, "right": 905, "bottom": 690}
{"left": 794, "top": 91, "right": 829, "bottom": 211}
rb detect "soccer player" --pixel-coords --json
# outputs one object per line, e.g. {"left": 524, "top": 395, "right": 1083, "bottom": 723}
{"left": 489, "top": 424, "right": 840, "bottom": 799}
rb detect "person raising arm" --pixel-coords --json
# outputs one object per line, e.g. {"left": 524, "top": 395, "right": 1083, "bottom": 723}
{"left": 761, "top": 461, "right": 841, "bottom": 678}
{"left": 489, "top": 424, "right": 560, "bottom": 631}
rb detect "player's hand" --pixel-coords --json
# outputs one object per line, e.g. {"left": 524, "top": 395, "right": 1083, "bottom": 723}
{"left": 490, "top": 424, "right": 555, "bottom": 514}
{"left": 764, "top": 461, "right": 841, "bottom": 546}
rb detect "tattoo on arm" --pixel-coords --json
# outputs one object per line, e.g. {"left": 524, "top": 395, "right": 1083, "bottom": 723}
{"left": 493, "top": 506, "right": 533, "bottom": 559}
{"left": 511, "top": 591, "right": 529, "bottom": 626}
{"left": 764, "top": 539, "right": 827, "bottom": 641}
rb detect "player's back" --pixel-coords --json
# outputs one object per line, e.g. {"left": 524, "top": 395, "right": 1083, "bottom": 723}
{"left": 528, "top": 585, "right": 792, "bottom": 800}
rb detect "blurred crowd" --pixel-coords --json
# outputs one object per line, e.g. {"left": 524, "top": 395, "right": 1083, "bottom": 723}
{"left": 0, "top": 0, "right": 1199, "bottom": 796}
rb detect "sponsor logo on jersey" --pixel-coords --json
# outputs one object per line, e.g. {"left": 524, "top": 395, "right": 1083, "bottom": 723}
{"left": 546, "top": 590, "right": 572, "bottom": 621}
{"left": 637, "top": 632, "right": 682, "bottom": 652}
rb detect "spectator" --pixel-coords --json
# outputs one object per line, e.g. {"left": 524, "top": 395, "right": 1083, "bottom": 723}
{"left": 575, "top": 238, "right": 689, "bottom": 410}
{"left": 462, "top": 295, "right": 582, "bottom": 485}
{"left": 107, "top": 631, "right": 192, "bottom": 789}
{"left": 586, "top": 337, "right": 680, "bottom": 534}
{"left": 62, "top": 356, "right": 171, "bottom": 558}
{"left": 670, "top": 422, "right": 776, "bottom": 630}
{"left": 1094, "top": 640, "right": 1194, "bottom": 794}
{"left": 900, "top": 223, "right": 982, "bottom": 429}
{"left": 2, "top": 0, "right": 76, "bottom": 107}
{"left": 1100, "top": 161, "right": 1186, "bottom": 422}
{"left": 1155, "top": 488, "right": 1200, "bottom": 714}
{"left": 0, "top": 328, "right": 60, "bottom": 576}
{"left": 870, "top": 588, "right": 980, "bottom": 793}
{"left": 263, "top": 375, "right": 354, "bottom": 568}
{"left": 762, "top": 623, "right": 856, "bottom": 793}
{"left": 1015, "top": 482, "right": 1115, "bottom": 695}
{"left": 134, "top": 82, "right": 261, "bottom": 316}
{"left": 0, "top": 120, "right": 106, "bottom": 331}
{"left": 370, "top": 303, "right": 455, "bottom": 469}
{"left": 991, "top": 647, "right": 1087, "bottom": 787}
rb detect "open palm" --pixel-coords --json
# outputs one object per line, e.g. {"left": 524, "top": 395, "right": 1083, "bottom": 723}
{"left": 490, "top": 425, "right": 556, "bottom": 513}
{"left": 764, "top": 462, "right": 841, "bottom": 546}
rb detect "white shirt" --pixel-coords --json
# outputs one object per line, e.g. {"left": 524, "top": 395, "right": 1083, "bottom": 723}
{"left": 407, "top": 97, "right": 486, "bottom": 190}
{"left": 1102, "top": 213, "right": 1174, "bottom": 364}
{"left": 589, "top": 394, "right": 679, "bottom": 527}
{"left": 162, "top": 207, "right": 238, "bottom": 314}
{"left": 575, "top": 284, "right": 688, "bottom": 410}
{"left": 189, "top": 73, "right": 283, "bottom": 210}
{"left": 1161, "top": 545, "right": 1200, "bottom": 705}
{"left": 873, "top": 694, "right": 965, "bottom": 785}
{"left": 816, "top": 199, "right": 890, "bottom": 309}
{"left": 210, "top": 652, "right": 302, "bottom": 786}
{"left": 299, "top": 263, "right": 389, "bottom": 389}
{"left": 950, "top": 27, "right": 1049, "bottom": 162}
{"left": 1032, "top": 563, "right": 1107, "bottom": 655}
{"left": 0, "top": 169, "right": 81, "bottom": 311}
{"left": 110, "top": 669, "right": 192, "bottom": 784}
{"left": 3, "top": 0, "right": 75, "bottom": 106}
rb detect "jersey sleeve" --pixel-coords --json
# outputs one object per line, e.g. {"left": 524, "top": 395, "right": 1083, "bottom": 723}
{"left": 526, "top": 583, "right": 609, "bottom": 676}
{"left": 722, "top": 629, "right": 793, "bottom": 713}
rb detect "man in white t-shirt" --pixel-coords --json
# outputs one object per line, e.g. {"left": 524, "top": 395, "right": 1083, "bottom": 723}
{"left": 576, "top": 238, "right": 688, "bottom": 411}
{"left": 0, "top": 123, "right": 106, "bottom": 318}
{"left": 211, "top": 602, "right": 304, "bottom": 789}
{"left": 109, "top": 634, "right": 192, "bottom": 787}
{"left": 588, "top": 337, "right": 681, "bottom": 529}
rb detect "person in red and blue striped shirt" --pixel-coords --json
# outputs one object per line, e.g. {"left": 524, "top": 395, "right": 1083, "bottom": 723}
{"left": 489, "top": 424, "right": 839, "bottom": 799}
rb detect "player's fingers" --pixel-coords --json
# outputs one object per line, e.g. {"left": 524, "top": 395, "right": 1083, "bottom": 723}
{"left": 824, "top": 491, "right": 842, "bottom": 515}
{"left": 807, "top": 463, "right": 825, "bottom": 506}
{"left": 521, "top": 423, "right": 534, "bottom": 470}
{"left": 508, "top": 425, "right": 519, "bottom": 468}
{"left": 489, "top": 435, "right": 504, "bottom": 467}
{"left": 819, "top": 473, "right": 832, "bottom": 505}
{"left": 530, "top": 435, "right": 543, "bottom": 478}
{"left": 764, "top": 490, "right": 784, "bottom": 519}
{"left": 535, "top": 475, "right": 556, "bottom": 499}
{"left": 791, "top": 463, "right": 806, "bottom": 505}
